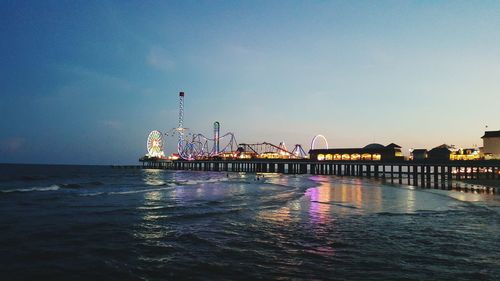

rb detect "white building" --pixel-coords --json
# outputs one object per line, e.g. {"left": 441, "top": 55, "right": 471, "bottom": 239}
{"left": 481, "top": 130, "right": 500, "bottom": 159}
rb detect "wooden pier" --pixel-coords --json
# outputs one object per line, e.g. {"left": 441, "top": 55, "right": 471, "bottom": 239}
{"left": 135, "top": 159, "right": 500, "bottom": 193}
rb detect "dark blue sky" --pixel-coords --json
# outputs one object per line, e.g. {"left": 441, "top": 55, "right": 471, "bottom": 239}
{"left": 1, "top": 0, "right": 499, "bottom": 164}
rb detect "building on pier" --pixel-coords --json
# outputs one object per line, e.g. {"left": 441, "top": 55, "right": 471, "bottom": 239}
{"left": 409, "top": 149, "right": 428, "bottom": 161}
{"left": 450, "top": 148, "right": 481, "bottom": 160}
{"left": 482, "top": 130, "right": 500, "bottom": 159}
{"left": 427, "top": 144, "right": 481, "bottom": 161}
{"left": 309, "top": 143, "right": 404, "bottom": 161}
{"left": 427, "top": 145, "right": 452, "bottom": 161}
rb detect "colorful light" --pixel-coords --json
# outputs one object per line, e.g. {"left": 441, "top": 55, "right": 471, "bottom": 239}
{"left": 146, "top": 130, "right": 165, "bottom": 158}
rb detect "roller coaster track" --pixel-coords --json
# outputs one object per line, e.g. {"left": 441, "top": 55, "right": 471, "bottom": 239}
{"left": 178, "top": 132, "right": 238, "bottom": 160}
{"left": 239, "top": 142, "right": 291, "bottom": 155}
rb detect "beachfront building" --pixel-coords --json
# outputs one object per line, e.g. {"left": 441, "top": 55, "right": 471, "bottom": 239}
{"left": 409, "top": 149, "right": 428, "bottom": 161}
{"left": 482, "top": 130, "right": 500, "bottom": 159}
{"left": 427, "top": 144, "right": 481, "bottom": 161}
{"left": 310, "top": 143, "right": 404, "bottom": 161}
{"left": 450, "top": 147, "right": 481, "bottom": 160}
{"left": 427, "top": 145, "right": 452, "bottom": 161}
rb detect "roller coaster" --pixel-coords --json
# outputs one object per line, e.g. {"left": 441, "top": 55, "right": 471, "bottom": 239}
{"left": 238, "top": 142, "right": 307, "bottom": 159}
{"left": 178, "top": 130, "right": 239, "bottom": 160}
{"left": 177, "top": 125, "right": 308, "bottom": 160}
{"left": 145, "top": 91, "right": 316, "bottom": 161}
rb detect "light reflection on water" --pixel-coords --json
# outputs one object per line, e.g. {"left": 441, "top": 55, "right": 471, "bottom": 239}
{"left": 407, "top": 186, "right": 416, "bottom": 213}
{"left": 306, "top": 179, "right": 332, "bottom": 223}
{"left": 133, "top": 169, "right": 500, "bottom": 279}
{"left": 139, "top": 171, "right": 500, "bottom": 223}
{"left": 304, "top": 175, "right": 384, "bottom": 219}
{"left": 0, "top": 164, "right": 500, "bottom": 280}
{"left": 256, "top": 206, "right": 292, "bottom": 224}
{"left": 142, "top": 168, "right": 165, "bottom": 186}
{"left": 1, "top": 165, "right": 499, "bottom": 280}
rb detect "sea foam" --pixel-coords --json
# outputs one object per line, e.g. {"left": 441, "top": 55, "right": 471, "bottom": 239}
{"left": 0, "top": 185, "right": 60, "bottom": 193}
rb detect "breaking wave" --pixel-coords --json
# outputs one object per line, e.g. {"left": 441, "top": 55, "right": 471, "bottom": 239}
{"left": 0, "top": 185, "right": 60, "bottom": 193}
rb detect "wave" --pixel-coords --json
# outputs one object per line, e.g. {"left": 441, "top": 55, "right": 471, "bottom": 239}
{"left": 145, "top": 180, "right": 166, "bottom": 186}
{"left": 59, "top": 183, "right": 82, "bottom": 189}
{"left": 166, "top": 209, "right": 242, "bottom": 221}
{"left": 0, "top": 185, "right": 60, "bottom": 193}
{"left": 82, "top": 186, "right": 176, "bottom": 197}
{"left": 376, "top": 209, "right": 464, "bottom": 217}
{"left": 177, "top": 178, "right": 229, "bottom": 186}
{"left": 310, "top": 200, "right": 358, "bottom": 209}
{"left": 47, "top": 181, "right": 104, "bottom": 189}
{"left": 79, "top": 178, "right": 231, "bottom": 197}
{"left": 0, "top": 182, "right": 101, "bottom": 194}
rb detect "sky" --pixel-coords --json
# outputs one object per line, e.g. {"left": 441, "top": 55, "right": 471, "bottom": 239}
{"left": 1, "top": 0, "right": 499, "bottom": 164}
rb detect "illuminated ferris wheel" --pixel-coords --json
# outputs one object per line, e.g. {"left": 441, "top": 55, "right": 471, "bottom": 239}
{"left": 147, "top": 130, "right": 165, "bottom": 158}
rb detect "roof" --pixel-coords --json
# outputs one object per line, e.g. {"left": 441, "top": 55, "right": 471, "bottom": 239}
{"left": 411, "top": 149, "right": 428, "bottom": 153}
{"left": 385, "top": 143, "right": 402, "bottom": 149}
{"left": 310, "top": 148, "right": 381, "bottom": 154}
{"left": 363, "top": 143, "right": 385, "bottom": 149}
{"left": 481, "top": 130, "right": 500, "bottom": 138}
{"left": 428, "top": 146, "right": 451, "bottom": 153}
{"left": 309, "top": 146, "right": 400, "bottom": 155}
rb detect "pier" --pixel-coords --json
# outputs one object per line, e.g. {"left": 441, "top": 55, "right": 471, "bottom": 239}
{"left": 135, "top": 158, "right": 500, "bottom": 193}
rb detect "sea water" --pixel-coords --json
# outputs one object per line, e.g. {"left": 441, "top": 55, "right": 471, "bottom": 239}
{"left": 0, "top": 164, "right": 499, "bottom": 280}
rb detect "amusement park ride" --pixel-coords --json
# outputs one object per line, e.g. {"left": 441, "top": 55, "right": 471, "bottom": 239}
{"left": 144, "top": 92, "right": 326, "bottom": 161}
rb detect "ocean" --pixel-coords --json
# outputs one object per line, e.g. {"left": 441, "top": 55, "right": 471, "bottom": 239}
{"left": 0, "top": 164, "right": 499, "bottom": 280}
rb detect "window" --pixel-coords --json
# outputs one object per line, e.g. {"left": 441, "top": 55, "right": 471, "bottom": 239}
{"left": 317, "top": 154, "right": 325, "bottom": 161}
{"left": 361, "top": 153, "right": 372, "bottom": 160}
{"left": 342, "top": 154, "right": 350, "bottom": 160}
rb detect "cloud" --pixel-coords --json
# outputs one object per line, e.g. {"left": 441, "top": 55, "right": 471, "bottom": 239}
{"left": 147, "top": 46, "right": 175, "bottom": 71}
{"left": 0, "top": 137, "right": 26, "bottom": 155}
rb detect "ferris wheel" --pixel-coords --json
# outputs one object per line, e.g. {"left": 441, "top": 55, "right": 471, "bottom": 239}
{"left": 147, "top": 130, "right": 165, "bottom": 158}
{"left": 311, "top": 134, "right": 329, "bottom": 150}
